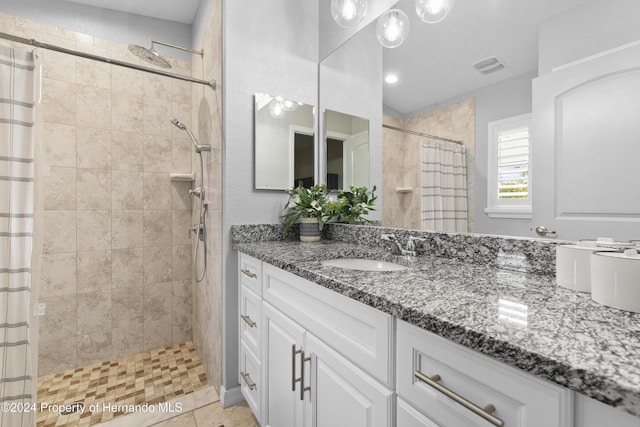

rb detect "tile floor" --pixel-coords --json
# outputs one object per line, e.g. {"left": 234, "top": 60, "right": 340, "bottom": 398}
{"left": 150, "top": 401, "right": 258, "bottom": 427}
{"left": 36, "top": 341, "right": 210, "bottom": 426}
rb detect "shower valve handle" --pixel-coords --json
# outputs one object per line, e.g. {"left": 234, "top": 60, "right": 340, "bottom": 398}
{"left": 189, "top": 187, "right": 202, "bottom": 198}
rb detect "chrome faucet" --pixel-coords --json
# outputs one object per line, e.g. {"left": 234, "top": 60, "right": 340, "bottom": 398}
{"left": 380, "top": 234, "right": 416, "bottom": 256}
{"left": 407, "top": 236, "right": 428, "bottom": 254}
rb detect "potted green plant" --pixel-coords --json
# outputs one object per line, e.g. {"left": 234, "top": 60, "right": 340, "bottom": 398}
{"left": 281, "top": 182, "right": 331, "bottom": 241}
{"left": 328, "top": 185, "right": 377, "bottom": 224}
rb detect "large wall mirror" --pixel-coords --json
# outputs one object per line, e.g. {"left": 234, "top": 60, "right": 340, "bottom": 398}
{"left": 319, "top": 0, "right": 640, "bottom": 241}
{"left": 325, "top": 109, "right": 370, "bottom": 190}
{"left": 254, "top": 93, "right": 315, "bottom": 190}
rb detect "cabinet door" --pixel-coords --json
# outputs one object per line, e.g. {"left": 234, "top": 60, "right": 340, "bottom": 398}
{"left": 397, "top": 398, "right": 440, "bottom": 427}
{"left": 306, "top": 333, "right": 393, "bottom": 427}
{"left": 263, "top": 301, "right": 306, "bottom": 427}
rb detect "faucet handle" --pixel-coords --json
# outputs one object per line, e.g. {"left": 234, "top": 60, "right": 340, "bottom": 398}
{"left": 380, "top": 233, "right": 396, "bottom": 241}
{"left": 407, "top": 236, "right": 427, "bottom": 252}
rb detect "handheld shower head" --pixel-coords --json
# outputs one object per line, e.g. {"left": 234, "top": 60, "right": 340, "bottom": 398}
{"left": 170, "top": 117, "right": 211, "bottom": 153}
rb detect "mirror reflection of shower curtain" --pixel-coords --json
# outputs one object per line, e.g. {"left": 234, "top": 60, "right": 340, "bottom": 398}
{"left": 0, "top": 45, "right": 37, "bottom": 427}
{"left": 421, "top": 139, "right": 468, "bottom": 233}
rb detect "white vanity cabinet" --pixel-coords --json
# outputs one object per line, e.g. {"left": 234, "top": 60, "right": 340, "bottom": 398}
{"left": 238, "top": 253, "right": 394, "bottom": 427}
{"left": 396, "top": 320, "right": 573, "bottom": 427}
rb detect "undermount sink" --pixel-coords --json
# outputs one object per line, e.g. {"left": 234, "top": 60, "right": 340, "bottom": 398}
{"left": 321, "top": 258, "right": 409, "bottom": 272}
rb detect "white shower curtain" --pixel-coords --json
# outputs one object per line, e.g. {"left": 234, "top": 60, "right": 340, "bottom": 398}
{"left": 421, "top": 139, "right": 468, "bottom": 233}
{"left": 0, "top": 45, "right": 37, "bottom": 427}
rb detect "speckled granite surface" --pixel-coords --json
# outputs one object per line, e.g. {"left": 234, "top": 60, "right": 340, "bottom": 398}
{"left": 233, "top": 235, "right": 640, "bottom": 418}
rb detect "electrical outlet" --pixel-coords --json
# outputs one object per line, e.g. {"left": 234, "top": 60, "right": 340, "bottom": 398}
{"left": 34, "top": 303, "right": 46, "bottom": 316}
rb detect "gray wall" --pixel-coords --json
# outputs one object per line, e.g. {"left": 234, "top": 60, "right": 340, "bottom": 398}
{"left": 221, "top": 0, "right": 319, "bottom": 401}
{"left": 0, "top": 0, "right": 192, "bottom": 61}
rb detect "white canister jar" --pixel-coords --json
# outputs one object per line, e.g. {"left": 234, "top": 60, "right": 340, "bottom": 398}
{"left": 555, "top": 241, "right": 617, "bottom": 292}
{"left": 591, "top": 249, "right": 640, "bottom": 313}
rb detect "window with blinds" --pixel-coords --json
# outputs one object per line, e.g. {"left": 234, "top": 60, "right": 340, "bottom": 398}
{"left": 485, "top": 114, "right": 532, "bottom": 219}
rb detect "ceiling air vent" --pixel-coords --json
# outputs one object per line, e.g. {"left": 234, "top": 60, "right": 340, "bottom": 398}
{"left": 473, "top": 56, "right": 505, "bottom": 75}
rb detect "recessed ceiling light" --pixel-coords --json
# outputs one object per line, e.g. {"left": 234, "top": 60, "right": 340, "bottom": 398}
{"left": 385, "top": 74, "right": 399, "bottom": 84}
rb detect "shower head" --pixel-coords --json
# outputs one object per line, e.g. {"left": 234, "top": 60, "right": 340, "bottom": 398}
{"left": 128, "top": 44, "right": 171, "bottom": 69}
{"left": 170, "top": 117, "right": 211, "bottom": 153}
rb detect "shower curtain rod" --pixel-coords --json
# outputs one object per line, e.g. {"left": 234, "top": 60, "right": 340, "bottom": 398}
{"left": 0, "top": 31, "right": 216, "bottom": 90}
{"left": 382, "top": 124, "right": 463, "bottom": 145}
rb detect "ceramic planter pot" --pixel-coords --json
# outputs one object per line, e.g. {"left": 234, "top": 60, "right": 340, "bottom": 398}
{"left": 299, "top": 217, "right": 321, "bottom": 242}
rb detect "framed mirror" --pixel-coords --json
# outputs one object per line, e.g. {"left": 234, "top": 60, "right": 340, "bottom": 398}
{"left": 254, "top": 93, "right": 315, "bottom": 190}
{"left": 324, "top": 109, "right": 370, "bottom": 190}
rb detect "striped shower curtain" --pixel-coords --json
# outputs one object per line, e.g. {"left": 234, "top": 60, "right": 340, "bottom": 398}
{"left": 0, "top": 45, "right": 37, "bottom": 426}
{"left": 421, "top": 139, "right": 468, "bottom": 233}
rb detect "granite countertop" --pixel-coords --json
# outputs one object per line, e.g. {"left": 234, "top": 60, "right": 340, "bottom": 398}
{"left": 234, "top": 239, "right": 640, "bottom": 418}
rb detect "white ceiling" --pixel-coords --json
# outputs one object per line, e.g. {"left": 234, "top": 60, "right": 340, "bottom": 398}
{"left": 383, "top": 0, "right": 587, "bottom": 116}
{"left": 63, "top": 0, "right": 202, "bottom": 24}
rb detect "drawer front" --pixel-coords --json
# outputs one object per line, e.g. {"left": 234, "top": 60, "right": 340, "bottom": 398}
{"left": 240, "top": 284, "right": 262, "bottom": 359}
{"left": 240, "top": 342, "right": 262, "bottom": 422}
{"left": 262, "top": 262, "right": 393, "bottom": 387}
{"left": 239, "top": 253, "right": 262, "bottom": 296}
{"left": 397, "top": 320, "right": 572, "bottom": 427}
{"left": 397, "top": 398, "right": 440, "bottom": 427}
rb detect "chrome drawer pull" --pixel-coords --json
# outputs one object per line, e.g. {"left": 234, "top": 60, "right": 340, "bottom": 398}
{"left": 240, "top": 314, "right": 256, "bottom": 328}
{"left": 240, "top": 371, "right": 256, "bottom": 390}
{"left": 414, "top": 371, "right": 504, "bottom": 427}
{"left": 299, "top": 351, "right": 311, "bottom": 401}
{"left": 240, "top": 268, "right": 257, "bottom": 279}
{"left": 292, "top": 345, "right": 302, "bottom": 391}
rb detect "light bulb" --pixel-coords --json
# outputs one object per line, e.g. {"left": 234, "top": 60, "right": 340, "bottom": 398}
{"left": 416, "top": 0, "right": 451, "bottom": 24}
{"left": 376, "top": 9, "right": 410, "bottom": 49}
{"left": 385, "top": 74, "right": 399, "bottom": 84}
{"left": 269, "top": 100, "right": 285, "bottom": 118}
{"left": 280, "top": 99, "right": 298, "bottom": 111}
{"left": 331, "top": 0, "right": 368, "bottom": 28}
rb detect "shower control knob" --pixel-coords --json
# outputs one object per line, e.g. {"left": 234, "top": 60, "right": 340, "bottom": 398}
{"left": 189, "top": 187, "right": 202, "bottom": 198}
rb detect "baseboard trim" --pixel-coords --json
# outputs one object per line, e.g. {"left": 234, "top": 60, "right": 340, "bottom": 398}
{"left": 220, "top": 385, "right": 244, "bottom": 408}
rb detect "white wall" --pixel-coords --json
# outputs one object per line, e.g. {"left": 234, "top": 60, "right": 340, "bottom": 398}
{"left": 539, "top": 0, "right": 640, "bottom": 75}
{"left": 221, "top": 0, "right": 319, "bottom": 401}
{"left": 0, "top": 0, "right": 192, "bottom": 61}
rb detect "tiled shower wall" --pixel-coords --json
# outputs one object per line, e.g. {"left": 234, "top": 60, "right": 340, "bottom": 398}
{"left": 190, "top": 0, "right": 223, "bottom": 393}
{"left": 0, "top": 13, "right": 195, "bottom": 375}
{"left": 382, "top": 99, "right": 476, "bottom": 231}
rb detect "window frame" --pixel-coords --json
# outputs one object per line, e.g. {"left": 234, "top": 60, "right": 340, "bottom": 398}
{"left": 485, "top": 113, "right": 532, "bottom": 219}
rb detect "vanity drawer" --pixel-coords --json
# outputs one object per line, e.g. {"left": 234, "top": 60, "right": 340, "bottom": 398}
{"left": 240, "top": 342, "right": 262, "bottom": 422}
{"left": 240, "top": 283, "right": 261, "bottom": 359}
{"left": 239, "top": 252, "right": 262, "bottom": 296}
{"left": 396, "top": 320, "right": 572, "bottom": 427}
{"left": 262, "top": 262, "right": 393, "bottom": 387}
{"left": 397, "top": 397, "right": 440, "bottom": 427}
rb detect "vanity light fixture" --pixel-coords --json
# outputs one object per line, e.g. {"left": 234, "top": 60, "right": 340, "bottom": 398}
{"left": 331, "top": 0, "right": 368, "bottom": 28}
{"left": 385, "top": 73, "right": 399, "bottom": 84}
{"left": 376, "top": 9, "right": 410, "bottom": 48}
{"left": 269, "top": 99, "right": 286, "bottom": 118}
{"left": 416, "top": 0, "right": 452, "bottom": 24}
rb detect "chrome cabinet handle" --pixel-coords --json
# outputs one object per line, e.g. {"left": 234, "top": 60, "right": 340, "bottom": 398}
{"left": 240, "top": 268, "right": 257, "bottom": 278}
{"left": 292, "top": 344, "right": 301, "bottom": 391}
{"left": 415, "top": 371, "right": 504, "bottom": 427}
{"left": 534, "top": 226, "right": 556, "bottom": 236}
{"left": 240, "top": 314, "right": 256, "bottom": 328}
{"left": 300, "top": 350, "right": 311, "bottom": 401}
{"left": 240, "top": 371, "right": 256, "bottom": 390}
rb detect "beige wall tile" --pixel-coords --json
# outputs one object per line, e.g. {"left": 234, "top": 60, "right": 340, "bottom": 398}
{"left": 112, "top": 66, "right": 144, "bottom": 95}
{"left": 111, "top": 210, "right": 143, "bottom": 249}
{"left": 171, "top": 102, "right": 192, "bottom": 139}
{"left": 76, "top": 58, "right": 111, "bottom": 90}
{"left": 111, "top": 92, "right": 144, "bottom": 133}
{"left": 172, "top": 280, "right": 192, "bottom": 328}
{"left": 43, "top": 210, "right": 76, "bottom": 254}
{"left": 77, "top": 85, "right": 111, "bottom": 129}
{"left": 144, "top": 74, "right": 171, "bottom": 100}
{"left": 16, "top": 16, "right": 57, "bottom": 36}
{"left": 57, "top": 28, "right": 94, "bottom": 44}
{"left": 77, "top": 250, "right": 112, "bottom": 293}
{"left": 77, "top": 209, "right": 111, "bottom": 251}
{"left": 42, "top": 79, "right": 77, "bottom": 125}
{"left": 77, "top": 169, "right": 112, "bottom": 210}
{"left": 143, "top": 319, "right": 173, "bottom": 351}
{"left": 144, "top": 246, "right": 172, "bottom": 285}
{"left": 171, "top": 138, "right": 192, "bottom": 173}
{"left": 39, "top": 295, "right": 77, "bottom": 340}
{"left": 42, "top": 50, "right": 76, "bottom": 83}
{"left": 112, "top": 131, "right": 144, "bottom": 171}
{"left": 171, "top": 79, "right": 191, "bottom": 105}
{"left": 144, "top": 281, "right": 172, "bottom": 322}
{"left": 143, "top": 210, "right": 172, "bottom": 246}
{"left": 75, "top": 41, "right": 110, "bottom": 57}
{"left": 143, "top": 96, "right": 171, "bottom": 136}
{"left": 111, "top": 325, "right": 144, "bottom": 359}
{"left": 43, "top": 123, "right": 76, "bottom": 167}
{"left": 172, "top": 323, "right": 192, "bottom": 344}
{"left": 38, "top": 337, "right": 77, "bottom": 376}
{"left": 77, "top": 127, "right": 112, "bottom": 169}
{"left": 111, "top": 285, "right": 143, "bottom": 329}
{"left": 112, "top": 247, "right": 143, "bottom": 288}
{"left": 40, "top": 253, "right": 76, "bottom": 298}
{"left": 77, "top": 289, "right": 111, "bottom": 334}
{"left": 144, "top": 135, "right": 172, "bottom": 172}
{"left": 112, "top": 170, "right": 143, "bottom": 210}
{"left": 171, "top": 210, "right": 192, "bottom": 246}
{"left": 77, "top": 330, "right": 112, "bottom": 366}
{"left": 143, "top": 172, "right": 171, "bottom": 210}
{"left": 172, "top": 245, "right": 192, "bottom": 281}
{"left": 171, "top": 181, "right": 192, "bottom": 210}
{"left": 44, "top": 166, "right": 76, "bottom": 210}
